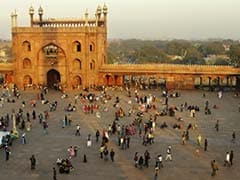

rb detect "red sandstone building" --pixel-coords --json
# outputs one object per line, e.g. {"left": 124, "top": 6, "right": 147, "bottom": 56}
{"left": 1, "top": 5, "right": 240, "bottom": 90}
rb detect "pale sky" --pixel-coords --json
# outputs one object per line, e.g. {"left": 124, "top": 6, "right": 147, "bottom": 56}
{"left": 1, "top": 0, "right": 240, "bottom": 40}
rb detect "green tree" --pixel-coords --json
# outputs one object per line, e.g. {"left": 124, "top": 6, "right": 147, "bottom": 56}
{"left": 183, "top": 47, "right": 205, "bottom": 65}
{"left": 198, "top": 42, "right": 225, "bottom": 56}
{"left": 228, "top": 44, "right": 240, "bottom": 67}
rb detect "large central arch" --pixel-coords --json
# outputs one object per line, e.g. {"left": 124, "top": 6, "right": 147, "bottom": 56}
{"left": 47, "top": 69, "right": 61, "bottom": 88}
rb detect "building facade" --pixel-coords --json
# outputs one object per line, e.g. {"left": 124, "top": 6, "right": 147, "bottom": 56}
{"left": 0, "top": 5, "right": 240, "bottom": 90}
{"left": 11, "top": 5, "right": 107, "bottom": 89}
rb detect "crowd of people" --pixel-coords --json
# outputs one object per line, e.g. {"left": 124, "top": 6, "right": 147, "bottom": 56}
{"left": 0, "top": 84, "right": 239, "bottom": 179}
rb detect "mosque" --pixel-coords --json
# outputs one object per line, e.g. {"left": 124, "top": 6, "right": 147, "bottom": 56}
{"left": 1, "top": 5, "right": 240, "bottom": 90}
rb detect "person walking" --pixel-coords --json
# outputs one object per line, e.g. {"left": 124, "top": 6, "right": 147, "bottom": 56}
{"left": 204, "top": 138, "right": 208, "bottom": 151}
{"left": 30, "top": 154, "right": 36, "bottom": 170}
{"left": 154, "top": 166, "right": 159, "bottom": 180}
{"left": 156, "top": 154, "right": 163, "bottom": 168}
{"left": 110, "top": 149, "right": 115, "bottom": 162}
{"left": 53, "top": 167, "right": 57, "bottom": 180}
{"left": 165, "top": 146, "right": 172, "bottom": 161}
{"left": 211, "top": 160, "right": 219, "bottom": 176}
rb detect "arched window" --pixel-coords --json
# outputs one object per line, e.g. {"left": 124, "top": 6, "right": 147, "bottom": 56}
{"left": 103, "top": 55, "right": 106, "bottom": 64}
{"left": 73, "top": 59, "right": 81, "bottom": 70}
{"left": 90, "top": 60, "right": 95, "bottom": 70}
{"left": 22, "top": 41, "right": 31, "bottom": 52}
{"left": 23, "top": 58, "right": 32, "bottom": 69}
{"left": 90, "top": 42, "right": 94, "bottom": 52}
{"left": 73, "top": 41, "right": 81, "bottom": 52}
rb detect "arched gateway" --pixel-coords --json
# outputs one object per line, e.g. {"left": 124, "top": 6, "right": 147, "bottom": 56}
{"left": 47, "top": 69, "right": 60, "bottom": 88}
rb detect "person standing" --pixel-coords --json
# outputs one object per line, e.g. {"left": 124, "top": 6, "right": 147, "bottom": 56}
{"left": 53, "top": 167, "right": 57, "bottom": 180}
{"left": 96, "top": 130, "right": 100, "bottom": 142}
{"left": 5, "top": 146, "right": 10, "bottom": 161}
{"left": 211, "top": 160, "right": 219, "bottom": 176}
{"left": 134, "top": 152, "right": 138, "bottom": 167}
{"left": 215, "top": 120, "right": 219, "bottom": 132}
{"left": 144, "top": 150, "right": 150, "bottom": 167}
{"left": 67, "top": 114, "right": 72, "bottom": 125}
{"left": 30, "top": 155, "right": 36, "bottom": 170}
{"left": 197, "top": 134, "right": 202, "bottom": 146}
{"left": 204, "top": 138, "right": 208, "bottom": 151}
{"left": 224, "top": 152, "right": 231, "bottom": 167}
{"left": 103, "top": 147, "right": 109, "bottom": 161}
{"left": 230, "top": 150, "right": 234, "bottom": 166}
{"left": 232, "top": 131, "right": 236, "bottom": 144}
{"left": 42, "top": 120, "right": 48, "bottom": 134}
{"left": 110, "top": 149, "right": 115, "bottom": 162}
{"left": 138, "top": 156, "right": 144, "bottom": 169}
{"left": 75, "top": 124, "right": 80, "bottom": 136}
{"left": 83, "top": 154, "right": 87, "bottom": 163}
{"left": 21, "top": 133, "right": 26, "bottom": 144}
{"left": 87, "top": 134, "right": 92, "bottom": 147}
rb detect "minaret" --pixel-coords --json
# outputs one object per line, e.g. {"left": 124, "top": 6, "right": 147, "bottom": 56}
{"left": 103, "top": 3, "right": 108, "bottom": 28}
{"left": 85, "top": 9, "right": 89, "bottom": 26}
{"left": 96, "top": 5, "right": 102, "bottom": 26}
{"left": 38, "top": 6, "right": 43, "bottom": 27}
{"left": 11, "top": 10, "right": 18, "bottom": 27}
{"left": 29, "top": 6, "right": 34, "bottom": 27}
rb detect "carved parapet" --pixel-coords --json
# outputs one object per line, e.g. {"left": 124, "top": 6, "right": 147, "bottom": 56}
{"left": 99, "top": 64, "right": 240, "bottom": 75}
{"left": 12, "top": 26, "right": 106, "bottom": 33}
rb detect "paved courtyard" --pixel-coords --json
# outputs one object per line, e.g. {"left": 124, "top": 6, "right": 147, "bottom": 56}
{"left": 0, "top": 88, "right": 240, "bottom": 180}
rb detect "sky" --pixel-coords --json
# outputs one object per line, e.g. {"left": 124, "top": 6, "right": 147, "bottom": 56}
{"left": 1, "top": 0, "right": 240, "bottom": 40}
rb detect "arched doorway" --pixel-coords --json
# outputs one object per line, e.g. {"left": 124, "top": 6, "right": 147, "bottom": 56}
{"left": 47, "top": 69, "right": 61, "bottom": 88}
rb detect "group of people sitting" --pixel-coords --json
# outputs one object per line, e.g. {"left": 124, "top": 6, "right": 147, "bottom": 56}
{"left": 56, "top": 158, "right": 74, "bottom": 174}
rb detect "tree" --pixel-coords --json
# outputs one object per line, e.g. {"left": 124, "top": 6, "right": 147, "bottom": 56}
{"left": 198, "top": 42, "right": 225, "bottom": 56}
{"left": 183, "top": 47, "right": 205, "bottom": 65}
{"left": 228, "top": 44, "right": 240, "bottom": 67}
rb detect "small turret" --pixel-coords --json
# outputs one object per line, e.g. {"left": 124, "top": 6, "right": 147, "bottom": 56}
{"left": 102, "top": 4, "right": 108, "bottom": 28}
{"left": 85, "top": 9, "right": 89, "bottom": 26}
{"left": 103, "top": 3, "right": 108, "bottom": 15}
{"left": 11, "top": 10, "right": 18, "bottom": 27}
{"left": 38, "top": 6, "right": 43, "bottom": 26}
{"left": 29, "top": 6, "right": 34, "bottom": 27}
{"left": 97, "top": 5, "right": 102, "bottom": 19}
